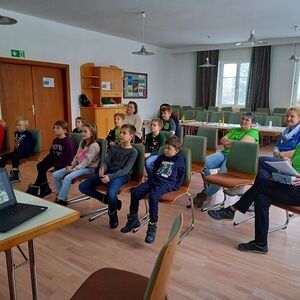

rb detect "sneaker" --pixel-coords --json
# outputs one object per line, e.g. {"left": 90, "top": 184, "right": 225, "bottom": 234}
{"left": 108, "top": 210, "right": 118, "bottom": 229}
{"left": 26, "top": 184, "right": 39, "bottom": 196}
{"left": 187, "top": 191, "right": 210, "bottom": 208}
{"left": 121, "top": 214, "right": 140, "bottom": 233}
{"left": 39, "top": 182, "right": 52, "bottom": 198}
{"left": 57, "top": 199, "right": 68, "bottom": 206}
{"left": 224, "top": 185, "right": 245, "bottom": 196}
{"left": 208, "top": 207, "right": 235, "bottom": 221}
{"left": 238, "top": 241, "right": 268, "bottom": 254}
{"left": 145, "top": 222, "right": 157, "bottom": 244}
{"left": 9, "top": 169, "right": 20, "bottom": 183}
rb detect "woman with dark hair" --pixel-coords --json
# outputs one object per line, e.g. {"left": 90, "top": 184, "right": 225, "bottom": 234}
{"left": 125, "top": 101, "right": 143, "bottom": 143}
{"left": 193, "top": 112, "right": 259, "bottom": 207}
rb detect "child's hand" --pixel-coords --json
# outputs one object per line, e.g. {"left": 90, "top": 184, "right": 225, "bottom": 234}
{"left": 292, "top": 177, "right": 300, "bottom": 186}
{"left": 101, "top": 175, "right": 110, "bottom": 183}
{"left": 144, "top": 153, "right": 151, "bottom": 159}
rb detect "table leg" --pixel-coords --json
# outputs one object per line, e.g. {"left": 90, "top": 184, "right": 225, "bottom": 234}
{"left": 5, "top": 248, "right": 17, "bottom": 300}
{"left": 28, "top": 240, "right": 38, "bottom": 300}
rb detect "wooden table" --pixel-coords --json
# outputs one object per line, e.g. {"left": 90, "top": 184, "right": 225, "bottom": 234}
{"left": 0, "top": 190, "right": 80, "bottom": 300}
{"left": 180, "top": 121, "right": 285, "bottom": 136}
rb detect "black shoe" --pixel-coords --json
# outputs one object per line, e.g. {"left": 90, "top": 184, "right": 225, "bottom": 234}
{"left": 9, "top": 169, "right": 20, "bottom": 183}
{"left": 117, "top": 200, "right": 122, "bottom": 211}
{"left": 26, "top": 184, "right": 39, "bottom": 196}
{"left": 238, "top": 241, "right": 268, "bottom": 254}
{"left": 39, "top": 182, "right": 52, "bottom": 198}
{"left": 145, "top": 222, "right": 157, "bottom": 244}
{"left": 57, "top": 199, "right": 68, "bottom": 206}
{"left": 121, "top": 214, "right": 140, "bottom": 233}
{"left": 108, "top": 210, "right": 118, "bottom": 229}
{"left": 208, "top": 207, "right": 235, "bottom": 221}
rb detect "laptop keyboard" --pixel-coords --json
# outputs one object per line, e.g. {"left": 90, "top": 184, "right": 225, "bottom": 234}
{"left": 0, "top": 203, "right": 30, "bottom": 219}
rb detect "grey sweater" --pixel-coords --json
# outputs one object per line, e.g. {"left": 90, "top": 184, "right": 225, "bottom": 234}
{"left": 71, "top": 141, "right": 100, "bottom": 170}
{"left": 102, "top": 144, "right": 138, "bottom": 180}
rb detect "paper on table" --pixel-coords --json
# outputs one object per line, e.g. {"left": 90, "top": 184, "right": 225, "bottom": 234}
{"left": 265, "top": 160, "right": 297, "bottom": 176}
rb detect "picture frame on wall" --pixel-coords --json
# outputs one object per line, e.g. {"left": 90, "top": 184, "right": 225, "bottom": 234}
{"left": 123, "top": 71, "right": 147, "bottom": 98}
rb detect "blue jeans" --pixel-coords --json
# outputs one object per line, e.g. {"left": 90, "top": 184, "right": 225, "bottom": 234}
{"left": 79, "top": 174, "right": 129, "bottom": 212}
{"left": 53, "top": 167, "right": 95, "bottom": 201}
{"left": 233, "top": 178, "right": 300, "bottom": 246}
{"left": 145, "top": 154, "right": 158, "bottom": 176}
{"left": 203, "top": 152, "right": 228, "bottom": 196}
{"left": 130, "top": 181, "right": 171, "bottom": 223}
{"left": 255, "top": 156, "right": 284, "bottom": 183}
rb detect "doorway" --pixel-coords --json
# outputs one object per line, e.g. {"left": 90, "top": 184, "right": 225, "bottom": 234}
{"left": 0, "top": 57, "right": 72, "bottom": 151}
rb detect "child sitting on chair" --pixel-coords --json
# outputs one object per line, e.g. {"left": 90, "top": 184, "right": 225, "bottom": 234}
{"left": 53, "top": 122, "right": 100, "bottom": 205}
{"left": 160, "top": 106, "right": 176, "bottom": 136}
{"left": 144, "top": 118, "right": 166, "bottom": 176}
{"left": 26, "top": 120, "right": 77, "bottom": 198}
{"left": 106, "top": 113, "right": 125, "bottom": 147}
{"left": 0, "top": 116, "right": 35, "bottom": 182}
{"left": 79, "top": 124, "right": 138, "bottom": 229}
{"left": 121, "top": 136, "right": 185, "bottom": 244}
{"left": 72, "top": 116, "right": 85, "bottom": 133}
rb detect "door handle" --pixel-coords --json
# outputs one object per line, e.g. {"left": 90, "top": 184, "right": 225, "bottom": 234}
{"left": 32, "top": 105, "right": 35, "bottom": 116}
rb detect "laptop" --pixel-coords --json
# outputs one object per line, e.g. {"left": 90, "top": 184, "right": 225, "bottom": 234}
{"left": 0, "top": 168, "right": 48, "bottom": 233}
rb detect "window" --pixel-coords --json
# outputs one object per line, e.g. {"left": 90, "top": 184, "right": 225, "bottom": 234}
{"left": 292, "top": 61, "right": 300, "bottom": 106}
{"left": 217, "top": 62, "right": 250, "bottom": 107}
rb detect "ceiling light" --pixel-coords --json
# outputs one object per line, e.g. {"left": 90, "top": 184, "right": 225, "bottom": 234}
{"left": 289, "top": 25, "right": 299, "bottom": 61}
{"left": 199, "top": 35, "right": 216, "bottom": 68}
{"left": 132, "top": 12, "right": 154, "bottom": 56}
{"left": 0, "top": 15, "right": 17, "bottom": 25}
{"left": 235, "top": 29, "right": 266, "bottom": 46}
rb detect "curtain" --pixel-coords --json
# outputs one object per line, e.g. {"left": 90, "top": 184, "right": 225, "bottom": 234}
{"left": 196, "top": 50, "right": 219, "bottom": 109}
{"left": 246, "top": 46, "right": 271, "bottom": 111}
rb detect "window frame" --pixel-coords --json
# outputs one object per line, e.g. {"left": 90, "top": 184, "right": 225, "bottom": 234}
{"left": 217, "top": 60, "right": 250, "bottom": 108}
{"left": 291, "top": 60, "right": 300, "bottom": 106}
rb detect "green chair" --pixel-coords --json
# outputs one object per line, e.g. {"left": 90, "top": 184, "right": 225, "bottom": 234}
{"left": 70, "top": 132, "right": 83, "bottom": 149}
{"left": 240, "top": 107, "right": 251, "bottom": 112}
{"left": 171, "top": 105, "right": 180, "bottom": 114}
{"left": 228, "top": 112, "right": 243, "bottom": 124}
{"left": 19, "top": 128, "right": 42, "bottom": 162}
{"left": 182, "top": 105, "right": 193, "bottom": 110}
{"left": 223, "top": 111, "right": 231, "bottom": 123}
{"left": 273, "top": 113, "right": 287, "bottom": 127}
{"left": 176, "top": 125, "right": 184, "bottom": 143}
{"left": 272, "top": 107, "right": 287, "bottom": 115}
{"left": 195, "top": 111, "right": 208, "bottom": 122}
{"left": 208, "top": 106, "right": 218, "bottom": 112}
{"left": 264, "top": 116, "right": 281, "bottom": 127}
{"left": 71, "top": 214, "right": 183, "bottom": 300}
{"left": 84, "top": 144, "right": 146, "bottom": 222}
{"left": 256, "top": 107, "right": 270, "bottom": 114}
{"left": 221, "top": 107, "right": 232, "bottom": 112}
{"left": 195, "top": 106, "right": 204, "bottom": 111}
{"left": 202, "top": 141, "right": 259, "bottom": 212}
{"left": 209, "top": 112, "right": 223, "bottom": 123}
{"left": 0, "top": 127, "right": 10, "bottom": 153}
{"left": 159, "top": 131, "right": 173, "bottom": 142}
{"left": 254, "top": 112, "right": 268, "bottom": 125}
{"left": 183, "top": 135, "right": 206, "bottom": 174}
{"left": 182, "top": 109, "right": 194, "bottom": 120}
{"left": 197, "top": 127, "right": 218, "bottom": 155}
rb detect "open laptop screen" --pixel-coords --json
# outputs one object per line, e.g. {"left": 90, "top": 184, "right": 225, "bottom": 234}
{"left": 0, "top": 168, "right": 17, "bottom": 209}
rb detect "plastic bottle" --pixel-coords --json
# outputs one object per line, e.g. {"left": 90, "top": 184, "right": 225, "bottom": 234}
{"left": 269, "top": 120, "right": 272, "bottom": 127}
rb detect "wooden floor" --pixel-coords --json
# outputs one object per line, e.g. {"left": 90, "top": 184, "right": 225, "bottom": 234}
{"left": 1, "top": 144, "right": 300, "bottom": 300}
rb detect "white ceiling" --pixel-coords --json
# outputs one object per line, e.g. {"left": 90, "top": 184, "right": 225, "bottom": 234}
{"left": 1, "top": 0, "right": 300, "bottom": 50}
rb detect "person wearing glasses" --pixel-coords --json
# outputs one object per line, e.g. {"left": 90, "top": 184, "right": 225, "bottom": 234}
{"left": 193, "top": 112, "right": 259, "bottom": 208}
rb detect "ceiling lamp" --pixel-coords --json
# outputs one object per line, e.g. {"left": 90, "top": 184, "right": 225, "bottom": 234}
{"left": 132, "top": 12, "right": 154, "bottom": 56}
{"left": 290, "top": 25, "right": 299, "bottom": 61}
{"left": 199, "top": 35, "right": 216, "bottom": 68}
{"left": 235, "top": 29, "right": 266, "bottom": 46}
{"left": 0, "top": 15, "right": 17, "bottom": 25}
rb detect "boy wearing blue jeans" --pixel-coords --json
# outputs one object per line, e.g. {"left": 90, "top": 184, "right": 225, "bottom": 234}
{"left": 121, "top": 136, "right": 185, "bottom": 243}
{"left": 144, "top": 118, "right": 166, "bottom": 176}
{"left": 79, "top": 124, "right": 138, "bottom": 229}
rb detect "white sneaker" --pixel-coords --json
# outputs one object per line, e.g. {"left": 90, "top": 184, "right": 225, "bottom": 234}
{"left": 224, "top": 185, "right": 245, "bottom": 196}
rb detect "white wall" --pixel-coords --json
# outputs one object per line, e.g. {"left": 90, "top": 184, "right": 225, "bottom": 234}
{"left": 0, "top": 9, "right": 172, "bottom": 124}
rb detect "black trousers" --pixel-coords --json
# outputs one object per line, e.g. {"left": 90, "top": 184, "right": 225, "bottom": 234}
{"left": 34, "top": 154, "right": 56, "bottom": 186}
{"left": 0, "top": 152, "right": 29, "bottom": 168}
{"left": 233, "top": 178, "right": 300, "bottom": 246}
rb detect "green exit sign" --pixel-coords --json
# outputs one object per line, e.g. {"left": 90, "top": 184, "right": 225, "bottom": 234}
{"left": 11, "top": 49, "right": 25, "bottom": 58}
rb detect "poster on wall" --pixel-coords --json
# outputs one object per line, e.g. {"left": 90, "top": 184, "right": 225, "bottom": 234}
{"left": 123, "top": 72, "right": 147, "bottom": 98}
